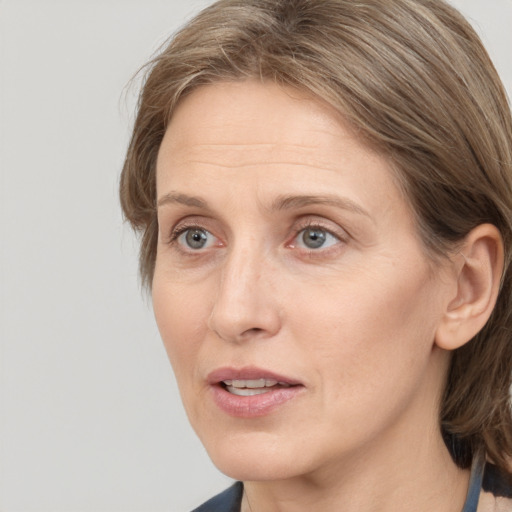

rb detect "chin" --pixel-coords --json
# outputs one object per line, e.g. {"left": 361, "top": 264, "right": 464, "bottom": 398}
{"left": 201, "top": 431, "right": 310, "bottom": 482}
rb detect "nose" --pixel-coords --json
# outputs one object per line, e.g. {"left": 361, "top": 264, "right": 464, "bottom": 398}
{"left": 207, "top": 244, "right": 281, "bottom": 343}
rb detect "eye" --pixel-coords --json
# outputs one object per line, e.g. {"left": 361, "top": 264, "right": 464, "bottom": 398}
{"left": 294, "top": 226, "right": 340, "bottom": 250}
{"left": 175, "top": 227, "right": 217, "bottom": 250}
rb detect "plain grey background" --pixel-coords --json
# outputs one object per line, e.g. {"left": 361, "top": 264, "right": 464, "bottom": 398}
{"left": 0, "top": 1, "right": 511, "bottom": 510}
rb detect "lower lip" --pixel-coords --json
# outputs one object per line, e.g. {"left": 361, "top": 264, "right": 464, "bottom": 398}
{"left": 210, "top": 384, "right": 304, "bottom": 418}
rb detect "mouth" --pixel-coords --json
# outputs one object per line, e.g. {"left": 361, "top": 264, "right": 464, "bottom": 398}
{"left": 221, "top": 378, "right": 293, "bottom": 396}
{"left": 207, "top": 367, "right": 304, "bottom": 418}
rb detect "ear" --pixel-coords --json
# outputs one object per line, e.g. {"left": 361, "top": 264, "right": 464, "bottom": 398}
{"left": 435, "top": 224, "right": 504, "bottom": 351}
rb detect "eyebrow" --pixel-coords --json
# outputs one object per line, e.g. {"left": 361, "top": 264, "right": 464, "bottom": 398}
{"left": 157, "top": 191, "right": 370, "bottom": 218}
{"left": 270, "top": 194, "right": 370, "bottom": 218}
{"left": 157, "top": 192, "right": 208, "bottom": 209}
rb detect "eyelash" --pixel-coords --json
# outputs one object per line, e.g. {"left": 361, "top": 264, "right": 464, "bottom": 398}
{"left": 168, "top": 223, "right": 215, "bottom": 246}
{"left": 289, "top": 221, "right": 344, "bottom": 252}
{"left": 167, "top": 220, "right": 346, "bottom": 254}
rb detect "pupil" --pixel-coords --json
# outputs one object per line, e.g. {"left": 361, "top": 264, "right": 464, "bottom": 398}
{"left": 303, "top": 228, "right": 326, "bottom": 249}
{"left": 186, "top": 229, "right": 207, "bottom": 249}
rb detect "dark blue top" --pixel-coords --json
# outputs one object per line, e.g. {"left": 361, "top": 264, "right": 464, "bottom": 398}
{"left": 192, "top": 481, "right": 243, "bottom": 512}
{"left": 192, "top": 455, "right": 512, "bottom": 512}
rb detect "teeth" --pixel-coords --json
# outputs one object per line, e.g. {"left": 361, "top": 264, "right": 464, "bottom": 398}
{"left": 223, "top": 379, "right": 279, "bottom": 388}
{"left": 226, "top": 387, "right": 271, "bottom": 396}
{"left": 222, "top": 378, "right": 292, "bottom": 396}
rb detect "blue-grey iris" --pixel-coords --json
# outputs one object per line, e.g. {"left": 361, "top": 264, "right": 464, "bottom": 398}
{"left": 186, "top": 229, "right": 208, "bottom": 249}
{"left": 302, "top": 228, "right": 326, "bottom": 249}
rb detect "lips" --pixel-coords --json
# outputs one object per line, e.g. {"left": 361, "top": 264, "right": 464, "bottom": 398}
{"left": 207, "top": 367, "right": 304, "bottom": 417}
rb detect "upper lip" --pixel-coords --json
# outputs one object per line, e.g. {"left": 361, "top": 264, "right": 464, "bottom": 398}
{"left": 207, "top": 366, "right": 303, "bottom": 386}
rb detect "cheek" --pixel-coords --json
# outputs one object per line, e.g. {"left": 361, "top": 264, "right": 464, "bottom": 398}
{"left": 152, "top": 275, "right": 209, "bottom": 382}
{"left": 288, "top": 261, "right": 442, "bottom": 401}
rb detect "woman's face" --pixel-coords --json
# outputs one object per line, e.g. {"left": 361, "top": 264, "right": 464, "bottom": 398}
{"left": 153, "top": 81, "right": 456, "bottom": 481}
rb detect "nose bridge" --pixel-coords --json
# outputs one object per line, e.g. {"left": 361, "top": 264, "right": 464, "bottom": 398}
{"left": 224, "top": 242, "right": 260, "bottom": 295}
{"left": 208, "top": 236, "right": 279, "bottom": 342}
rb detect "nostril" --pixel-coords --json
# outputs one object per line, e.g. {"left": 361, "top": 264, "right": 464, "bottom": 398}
{"left": 242, "top": 327, "right": 264, "bottom": 336}
{"left": 208, "top": 289, "right": 281, "bottom": 342}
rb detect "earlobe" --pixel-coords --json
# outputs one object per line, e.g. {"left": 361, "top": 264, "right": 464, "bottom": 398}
{"left": 435, "top": 224, "right": 504, "bottom": 351}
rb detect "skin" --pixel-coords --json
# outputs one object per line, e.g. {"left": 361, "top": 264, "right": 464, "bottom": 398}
{"left": 153, "top": 81, "right": 471, "bottom": 512}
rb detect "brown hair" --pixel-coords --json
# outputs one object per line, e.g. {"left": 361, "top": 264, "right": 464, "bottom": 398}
{"left": 120, "top": 0, "right": 512, "bottom": 474}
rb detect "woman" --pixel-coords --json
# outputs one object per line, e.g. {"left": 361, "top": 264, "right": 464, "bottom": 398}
{"left": 120, "top": 0, "right": 512, "bottom": 510}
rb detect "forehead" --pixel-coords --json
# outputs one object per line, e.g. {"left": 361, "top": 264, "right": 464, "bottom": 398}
{"left": 157, "top": 80, "right": 390, "bottom": 181}
{"left": 156, "top": 81, "right": 410, "bottom": 220}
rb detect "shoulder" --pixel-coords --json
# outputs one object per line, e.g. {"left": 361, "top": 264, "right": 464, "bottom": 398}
{"left": 483, "top": 463, "right": 512, "bottom": 499}
{"left": 478, "top": 463, "right": 512, "bottom": 512}
{"left": 191, "top": 482, "right": 243, "bottom": 512}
